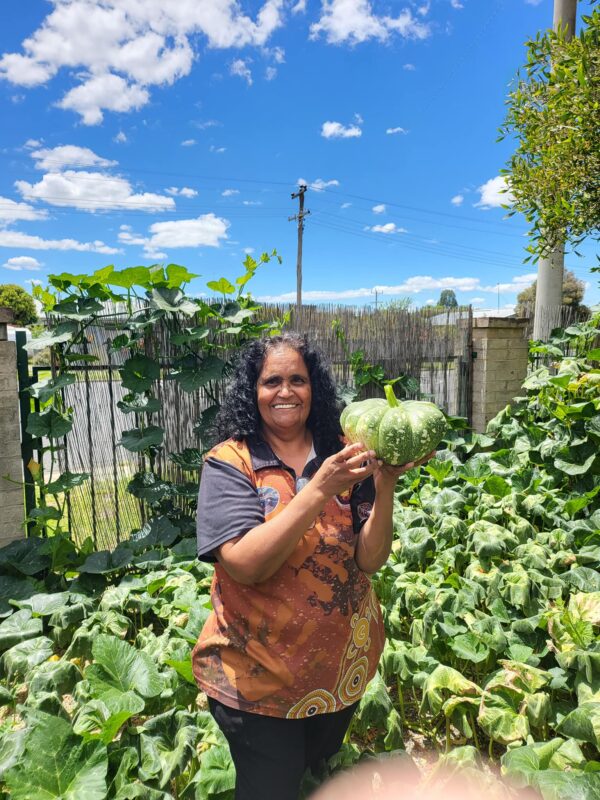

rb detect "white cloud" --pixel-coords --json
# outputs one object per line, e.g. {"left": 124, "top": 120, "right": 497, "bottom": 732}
{"left": 230, "top": 58, "right": 253, "bottom": 85}
{"left": 114, "top": 131, "right": 128, "bottom": 143}
{"left": 0, "top": 196, "right": 48, "bottom": 223}
{"left": 386, "top": 126, "right": 407, "bottom": 135}
{"left": 242, "top": 200, "right": 262, "bottom": 206}
{"left": 265, "top": 66, "right": 277, "bottom": 80}
{"left": 210, "top": 145, "right": 227, "bottom": 154}
{"left": 341, "top": 202, "right": 352, "bottom": 209}
{"left": 0, "top": 1, "right": 286, "bottom": 122}
{"left": 25, "top": 278, "right": 43, "bottom": 286}
{"left": 475, "top": 175, "right": 514, "bottom": 209}
{"left": 372, "top": 203, "right": 386, "bottom": 214}
{"left": 321, "top": 121, "right": 362, "bottom": 139}
{"left": 222, "top": 188, "right": 239, "bottom": 196}
{"left": 165, "top": 186, "right": 198, "bottom": 197}
{"left": 310, "top": 0, "right": 430, "bottom": 45}
{"left": 298, "top": 177, "right": 340, "bottom": 192}
{"left": 450, "top": 0, "right": 464, "bottom": 8}
{"left": 418, "top": 3, "right": 430, "bottom": 15}
{"left": 257, "top": 274, "right": 539, "bottom": 303}
{"left": 58, "top": 73, "right": 150, "bottom": 125}
{"left": 31, "top": 145, "right": 116, "bottom": 171}
{"left": 192, "top": 119, "right": 221, "bottom": 130}
{"left": 368, "top": 222, "right": 407, "bottom": 234}
{"left": 119, "top": 214, "right": 230, "bottom": 255}
{"left": 3, "top": 256, "right": 42, "bottom": 271}
{"left": 0, "top": 230, "right": 120, "bottom": 253}
{"left": 525, "top": 0, "right": 543, "bottom": 5}
{"left": 403, "top": 63, "right": 416, "bottom": 70}
{"left": 243, "top": 246, "right": 255, "bottom": 254}
{"left": 469, "top": 297, "right": 485, "bottom": 304}
{"left": 181, "top": 139, "right": 197, "bottom": 146}
{"left": 451, "top": 194, "right": 464, "bottom": 206}
{"left": 16, "top": 171, "right": 175, "bottom": 212}
{"left": 24, "top": 139, "right": 43, "bottom": 149}
{"left": 291, "top": 0, "right": 307, "bottom": 12}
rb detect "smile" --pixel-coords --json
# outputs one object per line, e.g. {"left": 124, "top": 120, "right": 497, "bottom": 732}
{"left": 272, "top": 403, "right": 300, "bottom": 408}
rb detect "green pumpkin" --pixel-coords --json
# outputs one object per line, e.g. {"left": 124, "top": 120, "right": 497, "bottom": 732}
{"left": 340, "top": 385, "right": 447, "bottom": 466}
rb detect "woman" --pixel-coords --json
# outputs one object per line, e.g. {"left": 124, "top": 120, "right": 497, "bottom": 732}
{"left": 192, "top": 333, "right": 432, "bottom": 800}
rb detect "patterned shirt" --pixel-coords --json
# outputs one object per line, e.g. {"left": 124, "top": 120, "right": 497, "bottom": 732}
{"left": 191, "top": 436, "right": 385, "bottom": 718}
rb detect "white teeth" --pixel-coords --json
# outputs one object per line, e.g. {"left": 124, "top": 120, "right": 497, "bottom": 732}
{"left": 273, "top": 403, "right": 298, "bottom": 408}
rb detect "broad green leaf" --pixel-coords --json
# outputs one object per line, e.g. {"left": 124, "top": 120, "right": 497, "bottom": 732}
{"left": 166, "top": 263, "right": 199, "bottom": 287}
{"left": 117, "top": 393, "right": 162, "bottom": 414}
{"left": 554, "top": 451, "right": 597, "bottom": 476}
{"left": 168, "top": 448, "right": 204, "bottom": 471}
{"left": 23, "top": 322, "right": 78, "bottom": 353}
{"left": 119, "top": 354, "right": 160, "bottom": 393}
{"left": 206, "top": 277, "right": 235, "bottom": 295}
{"left": 86, "top": 634, "right": 164, "bottom": 698}
{"left": 449, "top": 632, "right": 490, "bottom": 664}
{"left": 0, "top": 728, "right": 26, "bottom": 779}
{"left": 138, "top": 709, "right": 198, "bottom": 788}
{"left": 0, "top": 610, "right": 42, "bottom": 652}
{"left": 78, "top": 547, "right": 133, "bottom": 575}
{"left": 119, "top": 425, "right": 164, "bottom": 452}
{"left": 28, "top": 373, "right": 76, "bottom": 403}
{"left": 3, "top": 711, "right": 108, "bottom": 800}
{"left": 108, "top": 266, "right": 151, "bottom": 289}
{"left": 196, "top": 745, "right": 236, "bottom": 798}
{"left": 45, "top": 471, "right": 90, "bottom": 494}
{"left": 169, "top": 354, "right": 225, "bottom": 392}
{"left": 73, "top": 690, "right": 145, "bottom": 745}
{"left": 12, "top": 591, "right": 70, "bottom": 617}
{"left": 0, "top": 538, "right": 51, "bottom": 576}
{"left": 26, "top": 407, "right": 72, "bottom": 439}
{"left": 129, "top": 516, "right": 179, "bottom": 551}
{"left": 557, "top": 703, "right": 600, "bottom": 747}
{"left": 1, "top": 636, "right": 54, "bottom": 679}
{"left": 477, "top": 687, "right": 529, "bottom": 745}
{"left": 148, "top": 287, "right": 199, "bottom": 315}
{"left": 127, "top": 472, "right": 173, "bottom": 503}
{"left": 29, "top": 659, "right": 80, "bottom": 696}
{"left": 421, "top": 665, "right": 480, "bottom": 716}
{"left": 51, "top": 297, "right": 104, "bottom": 320}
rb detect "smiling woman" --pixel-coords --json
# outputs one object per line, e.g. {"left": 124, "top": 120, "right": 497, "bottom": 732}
{"left": 191, "top": 332, "right": 431, "bottom": 800}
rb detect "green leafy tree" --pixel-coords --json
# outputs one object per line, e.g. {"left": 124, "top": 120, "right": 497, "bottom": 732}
{"left": 437, "top": 289, "right": 458, "bottom": 308}
{"left": 500, "top": 6, "right": 600, "bottom": 260}
{"left": 0, "top": 283, "right": 38, "bottom": 326}
{"left": 515, "top": 268, "right": 588, "bottom": 314}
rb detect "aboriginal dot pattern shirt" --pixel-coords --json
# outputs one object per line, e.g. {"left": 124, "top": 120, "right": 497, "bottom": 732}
{"left": 191, "top": 436, "right": 386, "bottom": 719}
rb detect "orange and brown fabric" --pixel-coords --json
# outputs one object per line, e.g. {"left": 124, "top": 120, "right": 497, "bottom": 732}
{"left": 192, "top": 437, "right": 385, "bottom": 719}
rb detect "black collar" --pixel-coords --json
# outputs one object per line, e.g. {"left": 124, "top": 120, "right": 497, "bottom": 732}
{"left": 247, "top": 435, "right": 323, "bottom": 476}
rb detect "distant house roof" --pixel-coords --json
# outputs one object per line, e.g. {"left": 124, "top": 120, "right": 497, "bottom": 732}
{"left": 428, "top": 307, "right": 516, "bottom": 325}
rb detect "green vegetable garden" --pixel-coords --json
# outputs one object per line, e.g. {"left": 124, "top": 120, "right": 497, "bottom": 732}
{"left": 1, "top": 261, "right": 600, "bottom": 799}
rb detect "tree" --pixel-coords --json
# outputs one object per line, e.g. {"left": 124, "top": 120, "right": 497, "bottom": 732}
{"left": 515, "top": 268, "right": 587, "bottom": 314}
{"left": 437, "top": 289, "right": 458, "bottom": 308}
{"left": 500, "top": 6, "right": 600, "bottom": 260}
{"left": 0, "top": 284, "right": 37, "bottom": 326}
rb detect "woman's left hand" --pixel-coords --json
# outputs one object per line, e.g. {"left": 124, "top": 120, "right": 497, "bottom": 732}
{"left": 372, "top": 449, "right": 437, "bottom": 491}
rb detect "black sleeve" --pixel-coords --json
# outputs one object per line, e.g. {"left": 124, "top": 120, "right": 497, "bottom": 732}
{"left": 196, "top": 457, "right": 265, "bottom": 562}
{"left": 350, "top": 475, "right": 376, "bottom": 535}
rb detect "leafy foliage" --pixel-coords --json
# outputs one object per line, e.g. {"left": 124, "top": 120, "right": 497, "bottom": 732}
{"left": 500, "top": 8, "right": 600, "bottom": 259}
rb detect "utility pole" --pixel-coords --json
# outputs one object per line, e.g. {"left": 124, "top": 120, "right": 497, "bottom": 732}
{"left": 533, "top": 0, "right": 577, "bottom": 341}
{"left": 372, "top": 288, "right": 380, "bottom": 310}
{"left": 289, "top": 185, "right": 310, "bottom": 321}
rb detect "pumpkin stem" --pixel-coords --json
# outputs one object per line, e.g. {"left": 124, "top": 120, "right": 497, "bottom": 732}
{"left": 384, "top": 384, "right": 399, "bottom": 408}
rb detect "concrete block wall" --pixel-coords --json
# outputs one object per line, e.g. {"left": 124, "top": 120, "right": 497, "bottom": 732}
{"left": 471, "top": 318, "right": 529, "bottom": 433}
{"left": 0, "top": 340, "right": 25, "bottom": 546}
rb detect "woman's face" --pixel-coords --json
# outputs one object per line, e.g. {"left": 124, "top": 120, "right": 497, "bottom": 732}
{"left": 256, "top": 345, "right": 312, "bottom": 438}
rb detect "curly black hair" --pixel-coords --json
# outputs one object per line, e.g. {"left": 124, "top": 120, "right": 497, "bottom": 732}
{"left": 213, "top": 332, "right": 343, "bottom": 456}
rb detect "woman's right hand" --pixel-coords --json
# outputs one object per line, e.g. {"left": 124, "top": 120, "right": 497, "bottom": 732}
{"left": 312, "top": 442, "right": 379, "bottom": 498}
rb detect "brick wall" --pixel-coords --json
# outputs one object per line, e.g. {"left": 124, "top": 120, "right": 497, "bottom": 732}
{"left": 0, "top": 340, "right": 25, "bottom": 546}
{"left": 471, "top": 318, "right": 529, "bottom": 433}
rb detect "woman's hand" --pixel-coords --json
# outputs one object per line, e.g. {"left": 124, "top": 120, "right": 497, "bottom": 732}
{"left": 312, "top": 442, "right": 379, "bottom": 499}
{"left": 373, "top": 449, "right": 437, "bottom": 492}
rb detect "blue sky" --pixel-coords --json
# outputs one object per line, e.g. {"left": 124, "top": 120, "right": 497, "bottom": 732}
{"left": 0, "top": 0, "right": 597, "bottom": 311}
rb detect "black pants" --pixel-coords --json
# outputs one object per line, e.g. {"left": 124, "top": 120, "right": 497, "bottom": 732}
{"left": 208, "top": 697, "right": 358, "bottom": 800}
